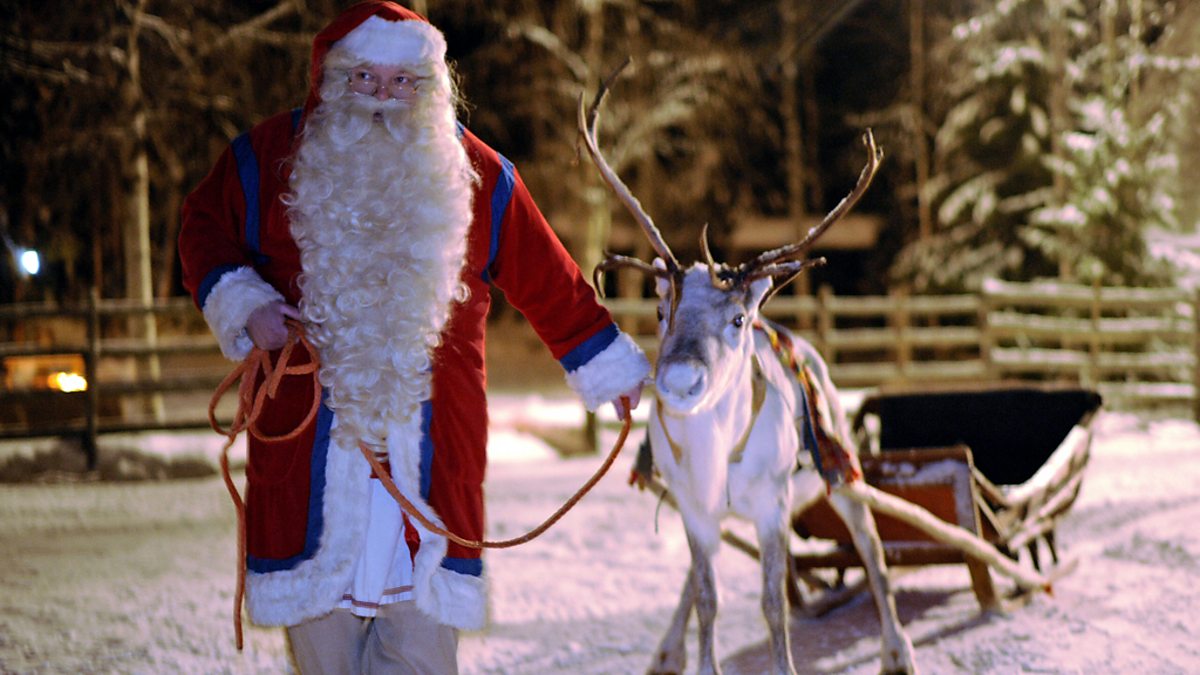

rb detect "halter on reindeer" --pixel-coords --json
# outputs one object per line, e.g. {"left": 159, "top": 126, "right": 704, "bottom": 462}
{"left": 579, "top": 59, "right": 916, "bottom": 675}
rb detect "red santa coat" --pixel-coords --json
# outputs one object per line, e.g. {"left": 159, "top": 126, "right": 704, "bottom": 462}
{"left": 178, "top": 2, "right": 649, "bottom": 630}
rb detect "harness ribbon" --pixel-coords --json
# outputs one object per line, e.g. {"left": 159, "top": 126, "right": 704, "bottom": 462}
{"left": 754, "top": 320, "right": 862, "bottom": 488}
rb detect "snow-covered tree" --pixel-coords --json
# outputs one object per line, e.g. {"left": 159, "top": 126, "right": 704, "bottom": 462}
{"left": 893, "top": 0, "right": 1193, "bottom": 292}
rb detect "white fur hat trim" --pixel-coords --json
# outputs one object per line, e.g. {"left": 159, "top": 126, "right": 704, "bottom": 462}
{"left": 337, "top": 15, "right": 447, "bottom": 67}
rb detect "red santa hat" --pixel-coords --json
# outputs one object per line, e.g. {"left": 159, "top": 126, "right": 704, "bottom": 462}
{"left": 305, "top": 2, "right": 447, "bottom": 114}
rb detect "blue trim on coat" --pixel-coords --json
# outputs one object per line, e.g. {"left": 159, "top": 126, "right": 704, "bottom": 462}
{"left": 247, "top": 389, "right": 334, "bottom": 573}
{"left": 419, "top": 400, "right": 434, "bottom": 500}
{"left": 481, "top": 154, "right": 515, "bottom": 283}
{"left": 197, "top": 263, "right": 244, "bottom": 309}
{"left": 441, "top": 556, "right": 483, "bottom": 577}
{"left": 417, "top": 394, "right": 482, "bottom": 579}
{"left": 559, "top": 323, "right": 619, "bottom": 373}
{"left": 231, "top": 133, "right": 263, "bottom": 259}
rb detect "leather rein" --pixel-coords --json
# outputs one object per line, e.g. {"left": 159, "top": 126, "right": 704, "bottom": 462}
{"left": 208, "top": 321, "right": 633, "bottom": 649}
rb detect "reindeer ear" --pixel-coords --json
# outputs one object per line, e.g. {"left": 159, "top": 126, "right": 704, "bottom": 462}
{"left": 653, "top": 258, "right": 670, "bottom": 297}
{"left": 746, "top": 276, "right": 773, "bottom": 311}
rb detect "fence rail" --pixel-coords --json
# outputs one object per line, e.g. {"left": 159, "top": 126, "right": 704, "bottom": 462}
{"left": 0, "top": 293, "right": 228, "bottom": 467}
{"left": 2, "top": 280, "right": 1198, "bottom": 468}
{"left": 605, "top": 279, "right": 1200, "bottom": 415}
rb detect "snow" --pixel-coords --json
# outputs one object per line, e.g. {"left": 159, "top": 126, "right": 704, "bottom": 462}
{"left": 1, "top": 396, "right": 1199, "bottom": 674}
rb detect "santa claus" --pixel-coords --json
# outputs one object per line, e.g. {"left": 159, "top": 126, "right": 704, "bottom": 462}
{"left": 178, "top": 2, "right": 648, "bottom": 671}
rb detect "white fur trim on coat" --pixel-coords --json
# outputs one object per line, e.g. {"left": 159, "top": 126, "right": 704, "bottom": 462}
{"left": 337, "top": 15, "right": 447, "bottom": 70}
{"left": 417, "top": 553, "right": 488, "bottom": 630}
{"left": 201, "top": 266, "right": 285, "bottom": 361}
{"left": 243, "top": 393, "right": 489, "bottom": 630}
{"left": 386, "top": 417, "right": 489, "bottom": 630}
{"left": 564, "top": 332, "right": 651, "bottom": 412}
{"left": 244, "top": 417, "right": 373, "bottom": 627}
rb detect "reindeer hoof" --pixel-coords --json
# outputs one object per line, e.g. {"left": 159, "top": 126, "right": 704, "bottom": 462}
{"left": 647, "top": 663, "right": 683, "bottom": 674}
{"left": 647, "top": 650, "right": 685, "bottom": 675}
{"left": 879, "top": 653, "right": 917, "bottom": 675}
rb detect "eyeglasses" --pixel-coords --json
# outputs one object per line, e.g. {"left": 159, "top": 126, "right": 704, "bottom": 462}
{"left": 346, "top": 68, "right": 423, "bottom": 99}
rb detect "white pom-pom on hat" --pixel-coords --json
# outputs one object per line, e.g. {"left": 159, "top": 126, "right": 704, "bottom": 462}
{"left": 336, "top": 15, "right": 447, "bottom": 69}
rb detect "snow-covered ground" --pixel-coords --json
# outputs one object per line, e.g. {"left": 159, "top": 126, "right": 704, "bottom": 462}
{"left": 1, "top": 394, "right": 1198, "bottom": 674}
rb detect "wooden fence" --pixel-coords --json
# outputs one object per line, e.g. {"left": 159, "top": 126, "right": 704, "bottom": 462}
{"left": 2, "top": 280, "right": 1197, "bottom": 467}
{"left": 605, "top": 279, "right": 1200, "bottom": 415}
{"left": 0, "top": 291, "right": 229, "bottom": 468}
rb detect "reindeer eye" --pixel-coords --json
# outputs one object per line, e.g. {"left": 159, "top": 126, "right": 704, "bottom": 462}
{"left": 732, "top": 313, "right": 745, "bottom": 328}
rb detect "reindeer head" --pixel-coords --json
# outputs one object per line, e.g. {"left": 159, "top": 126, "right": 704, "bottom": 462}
{"left": 579, "top": 59, "right": 882, "bottom": 413}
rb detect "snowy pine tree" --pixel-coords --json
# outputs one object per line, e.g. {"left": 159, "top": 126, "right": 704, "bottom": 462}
{"left": 893, "top": 0, "right": 1191, "bottom": 292}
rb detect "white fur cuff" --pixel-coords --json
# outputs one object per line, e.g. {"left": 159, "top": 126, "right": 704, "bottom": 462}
{"left": 201, "top": 266, "right": 285, "bottom": 361}
{"left": 564, "top": 332, "right": 651, "bottom": 411}
{"left": 417, "top": 565, "right": 488, "bottom": 631}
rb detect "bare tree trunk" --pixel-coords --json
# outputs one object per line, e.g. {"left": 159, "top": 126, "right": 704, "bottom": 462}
{"left": 910, "top": 0, "right": 932, "bottom": 240}
{"left": 581, "top": 0, "right": 609, "bottom": 285}
{"left": 1129, "top": 0, "right": 1143, "bottom": 105}
{"left": 153, "top": 133, "right": 186, "bottom": 300}
{"left": 780, "top": 0, "right": 807, "bottom": 225}
{"left": 122, "top": 0, "right": 163, "bottom": 421}
{"left": 1048, "top": 0, "right": 1071, "bottom": 280}
{"left": 780, "top": 0, "right": 810, "bottom": 299}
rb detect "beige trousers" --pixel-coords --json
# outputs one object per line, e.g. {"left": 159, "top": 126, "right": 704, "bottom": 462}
{"left": 286, "top": 601, "right": 459, "bottom": 674}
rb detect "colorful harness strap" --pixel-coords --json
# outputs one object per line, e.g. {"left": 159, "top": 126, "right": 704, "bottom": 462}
{"left": 754, "top": 320, "right": 863, "bottom": 489}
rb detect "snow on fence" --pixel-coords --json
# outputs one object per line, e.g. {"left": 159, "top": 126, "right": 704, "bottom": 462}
{"left": 1, "top": 280, "right": 1198, "bottom": 466}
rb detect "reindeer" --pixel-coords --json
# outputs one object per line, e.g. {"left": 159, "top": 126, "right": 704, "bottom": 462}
{"left": 579, "top": 62, "right": 917, "bottom": 675}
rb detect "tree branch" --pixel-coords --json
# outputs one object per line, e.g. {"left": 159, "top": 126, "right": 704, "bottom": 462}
{"left": 200, "top": 0, "right": 301, "bottom": 57}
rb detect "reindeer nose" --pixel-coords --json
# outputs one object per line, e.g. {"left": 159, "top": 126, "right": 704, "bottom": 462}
{"left": 658, "top": 360, "right": 707, "bottom": 400}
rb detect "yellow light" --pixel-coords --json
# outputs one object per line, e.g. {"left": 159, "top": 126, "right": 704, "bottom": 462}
{"left": 48, "top": 371, "right": 88, "bottom": 392}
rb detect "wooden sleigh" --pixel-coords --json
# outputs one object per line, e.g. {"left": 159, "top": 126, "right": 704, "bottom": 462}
{"left": 631, "top": 382, "right": 1102, "bottom": 616}
{"left": 788, "top": 382, "right": 1102, "bottom": 613}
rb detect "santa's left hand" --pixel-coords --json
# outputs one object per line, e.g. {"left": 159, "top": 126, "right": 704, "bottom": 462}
{"left": 612, "top": 385, "right": 643, "bottom": 421}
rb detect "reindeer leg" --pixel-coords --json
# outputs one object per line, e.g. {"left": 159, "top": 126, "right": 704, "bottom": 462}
{"left": 756, "top": 513, "right": 797, "bottom": 675}
{"left": 649, "top": 526, "right": 722, "bottom": 675}
{"left": 828, "top": 492, "right": 917, "bottom": 675}
{"left": 649, "top": 565, "right": 695, "bottom": 675}
{"left": 687, "top": 529, "right": 722, "bottom": 675}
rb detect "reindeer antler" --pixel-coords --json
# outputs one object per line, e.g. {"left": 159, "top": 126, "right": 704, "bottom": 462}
{"left": 699, "top": 224, "right": 733, "bottom": 291}
{"left": 579, "top": 58, "right": 685, "bottom": 325}
{"left": 736, "top": 129, "right": 883, "bottom": 285}
{"left": 578, "top": 58, "right": 680, "bottom": 275}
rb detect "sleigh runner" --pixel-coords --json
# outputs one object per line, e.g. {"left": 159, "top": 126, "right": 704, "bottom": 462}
{"left": 631, "top": 380, "right": 1100, "bottom": 615}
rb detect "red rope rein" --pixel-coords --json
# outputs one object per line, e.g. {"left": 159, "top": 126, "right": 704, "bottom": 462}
{"left": 208, "top": 322, "right": 632, "bottom": 649}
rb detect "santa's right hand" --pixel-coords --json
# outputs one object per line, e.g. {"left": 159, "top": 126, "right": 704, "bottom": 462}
{"left": 246, "top": 301, "right": 301, "bottom": 351}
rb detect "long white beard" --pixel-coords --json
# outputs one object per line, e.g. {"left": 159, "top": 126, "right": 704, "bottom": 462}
{"left": 286, "top": 89, "right": 476, "bottom": 446}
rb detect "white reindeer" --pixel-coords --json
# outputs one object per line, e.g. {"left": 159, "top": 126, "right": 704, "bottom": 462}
{"left": 579, "top": 63, "right": 917, "bottom": 675}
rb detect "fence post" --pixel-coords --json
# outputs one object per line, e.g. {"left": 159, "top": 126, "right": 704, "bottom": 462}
{"left": 891, "top": 287, "right": 912, "bottom": 382}
{"left": 817, "top": 285, "right": 834, "bottom": 363}
{"left": 979, "top": 281, "right": 995, "bottom": 381}
{"left": 1087, "top": 278, "right": 1101, "bottom": 388}
{"left": 84, "top": 286, "right": 100, "bottom": 471}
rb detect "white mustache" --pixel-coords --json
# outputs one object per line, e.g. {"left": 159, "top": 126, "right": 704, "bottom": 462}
{"left": 324, "top": 96, "right": 413, "bottom": 147}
